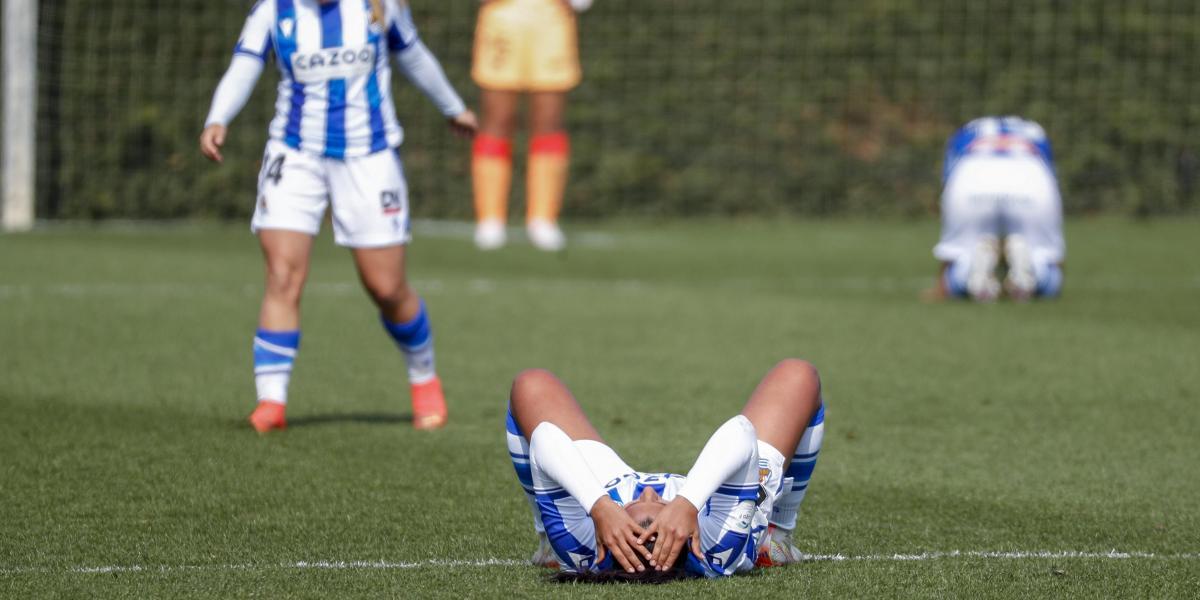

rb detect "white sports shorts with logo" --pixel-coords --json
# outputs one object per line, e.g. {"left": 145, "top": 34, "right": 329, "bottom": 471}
{"left": 934, "top": 154, "right": 1065, "bottom": 266}
{"left": 251, "top": 139, "right": 412, "bottom": 248}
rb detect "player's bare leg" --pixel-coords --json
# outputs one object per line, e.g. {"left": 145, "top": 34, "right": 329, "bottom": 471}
{"left": 739, "top": 359, "right": 824, "bottom": 565}
{"left": 739, "top": 359, "right": 821, "bottom": 458}
{"left": 353, "top": 244, "right": 446, "bottom": 429}
{"left": 473, "top": 89, "right": 520, "bottom": 250}
{"left": 509, "top": 369, "right": 603, "bottom": 442}
{"left": 507, "top": 368, "right": 605, "bottom": 568}
{"left": 249, "top": 229, "right": 314, "bottom": 433}
{"left": 526, "top": 92, "right": 569, "bottom": 251}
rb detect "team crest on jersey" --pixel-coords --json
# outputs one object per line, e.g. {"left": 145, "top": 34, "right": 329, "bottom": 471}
{"left": 279, "top": 18, "right": 295, "bottom": 38}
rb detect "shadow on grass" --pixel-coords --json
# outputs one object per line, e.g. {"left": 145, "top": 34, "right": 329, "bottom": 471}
{"left": 286, "top": 412, "right": 412, "bottom": 427}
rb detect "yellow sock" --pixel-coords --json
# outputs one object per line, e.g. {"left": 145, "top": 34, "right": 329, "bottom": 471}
{"left": 526, "top": 132, "right": 570, "bottom": 223}
{"left": 472, "top": 134, "right": 512, "bottom": 223}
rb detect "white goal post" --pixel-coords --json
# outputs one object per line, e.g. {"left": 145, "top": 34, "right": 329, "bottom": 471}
{"left": 3, "top": 0, "right": 37, "bottom": 232}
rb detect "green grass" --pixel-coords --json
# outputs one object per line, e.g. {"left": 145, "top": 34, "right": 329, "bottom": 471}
{"left": 1, "top": 218, "right": 1198, "bottom": 598}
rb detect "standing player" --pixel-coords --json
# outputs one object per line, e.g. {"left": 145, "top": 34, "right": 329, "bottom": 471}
{"left": 470, "top": 0, "right": 593, "bottom": 251}
{"left": 505, "top": 359, "right": 825, "bottom": 579}
{"left": 931, "top": 116, "right": 1065, "bottom": 302}
{"left": 199, "top": 0, "right": 477, "bottom": 431}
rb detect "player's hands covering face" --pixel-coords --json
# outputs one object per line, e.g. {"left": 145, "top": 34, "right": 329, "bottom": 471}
{"left": 638, "top": 497, "right": 704, "bottom": 571}
{"left": 589, "top": 497, "right": 652, "bottom": 573}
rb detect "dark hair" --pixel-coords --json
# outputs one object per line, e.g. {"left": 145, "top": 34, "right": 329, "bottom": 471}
{"left": 549, "top": 518, "right": 699, "bottom": 585}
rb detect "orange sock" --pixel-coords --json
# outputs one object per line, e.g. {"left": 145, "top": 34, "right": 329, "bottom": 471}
{"left": 472, "top": 134, "right": 513, "bottom": 223}
{"left": 526, "top": 132, "right": 570, "bottom": 223}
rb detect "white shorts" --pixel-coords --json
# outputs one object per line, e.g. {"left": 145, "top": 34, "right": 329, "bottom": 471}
{"left": 251, "top": 139, "right": 412, "bottom": 248}
{"left": 934, "top": 154, "right": 1065, "bottom": 266}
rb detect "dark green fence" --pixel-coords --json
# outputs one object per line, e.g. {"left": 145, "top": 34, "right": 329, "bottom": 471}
{"left": 35, "top": 0, "right": 1200, "bottom": 220}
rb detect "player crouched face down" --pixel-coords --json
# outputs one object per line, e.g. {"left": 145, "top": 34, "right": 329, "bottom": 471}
{"left": 931, "top": 116, "right": 1066, "bottom": 302}
{"left": 505, "top": 360, "right": 826, "bottom": 582}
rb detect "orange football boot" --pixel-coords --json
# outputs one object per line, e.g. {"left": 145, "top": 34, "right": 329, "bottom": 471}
{"left": 411, "top": 376, "right": 447, "bottom": 430}
{"left": 249, "top": 400, "right": 287, "bottom": 433}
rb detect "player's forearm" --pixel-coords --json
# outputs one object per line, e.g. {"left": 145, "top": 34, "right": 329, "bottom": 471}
{"left": 677, "top": 415, "right": 758, "bottom": 511}
{"left": 530, "top": 422, "right": 607, "bottom": 514}
{"left": 204, "top": 55, "right": 264, "bottom": 127}
{"left": 393, "top": 40, "right": 467, "bottom": 118}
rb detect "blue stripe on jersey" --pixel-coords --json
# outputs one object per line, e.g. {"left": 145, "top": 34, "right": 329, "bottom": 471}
{"left": 387, "top": 21, "right": 414, "bottom": 52}
{"left": 536, "top": 488, "right": 572, "bottom": 501}
{"left": 535, "top": 494, "right": 595, "bottom": 571}
{"left": 704, "top": 528, "right": 753, "bottom": 575}
{"left": 714, "top": 484, "right": 760, "bottom": 501}
{"left": 633, "top": 482, "right": 666, "bottom": 500}
{"left": 364, "top": 21, "right": 389, "bottom": 153}
{"left": 321, "top": 2, "right": 347, "bottom": 158}
{"left": 275, "top": 0, "right": 304, "bottom": 149}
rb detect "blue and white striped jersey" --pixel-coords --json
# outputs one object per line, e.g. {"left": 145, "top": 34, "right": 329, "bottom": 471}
{"left": 943, "top": 116, "right": 1055, "bottom": 183}
{"left": 233, "top": 0, "right": 419, "bottom": 158}
{"left": 533, "top": 470, "right": 766, "bottom": 578}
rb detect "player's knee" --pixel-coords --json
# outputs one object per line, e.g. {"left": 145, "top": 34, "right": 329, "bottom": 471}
{"left": 510, "top": 369, "right": 559, "bottom": 407}
{"left": 773, "top": 358, "right": 821, "bottom": 396}
{"left": 364, "top": 278, "right": 411, "bottom": 310}
{"left": 263, "top": 263, "right": 306, "bottom": 304}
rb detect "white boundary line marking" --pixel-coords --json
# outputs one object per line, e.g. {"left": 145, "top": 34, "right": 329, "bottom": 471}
{"left": 3, "top": 551, "right": 1198, "bottom": 576}
{"left": 2, "top": 274, "right": 1198, "bottom": 302}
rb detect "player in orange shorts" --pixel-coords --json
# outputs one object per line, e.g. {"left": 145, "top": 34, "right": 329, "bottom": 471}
{"left": 470, "top": 0, "right": 592, "bottom": 251}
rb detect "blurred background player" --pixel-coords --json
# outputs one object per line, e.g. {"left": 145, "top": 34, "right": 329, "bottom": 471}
{"left": 470, "top": 0, "right": 593, "bottom": 251}
{"left": 505, "top": 360, "right": 825, "bottom": 580}
{"left": 199, "top": 0, "right": 477, "bottom": 432}
{"left": 931, "top": 116, "right": 1066, "bottom": 302}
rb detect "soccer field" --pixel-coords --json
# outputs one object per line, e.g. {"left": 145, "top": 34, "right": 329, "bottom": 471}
{"left": 1, "top": 219, "right": 1198, "bottom": 598}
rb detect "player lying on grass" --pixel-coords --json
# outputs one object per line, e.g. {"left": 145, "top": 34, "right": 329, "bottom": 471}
{"left": 505, "top": 359, "right": 825, "bottom": 581}
{"left": 199, "top": 0, "right": 477, "bottom": 431}
{"left": 930, "top": 116, "right": 1065, "bottom": 302}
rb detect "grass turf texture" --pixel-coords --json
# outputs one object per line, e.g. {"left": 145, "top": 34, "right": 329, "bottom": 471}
{"left": 1, "top": 218, "right": 1198, "bottom": 598}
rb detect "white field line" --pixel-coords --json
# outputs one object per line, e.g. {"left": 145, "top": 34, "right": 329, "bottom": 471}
{"left": 2, "top": 551, "right": 1198, "bottom": 576}
{"left": 2, "top": 275, "right": 1197, "bottom": 302}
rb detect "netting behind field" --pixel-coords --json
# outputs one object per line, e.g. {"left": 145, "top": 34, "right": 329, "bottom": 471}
{"left": 34, "top": 0, "right": 1200, "bottom": 220}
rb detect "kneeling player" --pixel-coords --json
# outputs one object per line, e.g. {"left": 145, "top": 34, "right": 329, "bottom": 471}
{"left": 505, "top": 359, "right": 825, "bottom": 580}
{"left": 932, "top": 116, "right": 1066, "bottom": 302}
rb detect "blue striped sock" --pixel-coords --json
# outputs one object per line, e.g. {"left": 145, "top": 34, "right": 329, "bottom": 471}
{"left": 253, "top": 329, "right": 300, "bottom": 404}
{"left": 381, "top": 301, "right": 436, "bottom": 384}
{"left": 1036, "top": 263, "right": 1063, "bottom": 298}
{"left": 773, "top": 404, "right": 825, "bottom": 530}
{"left": 944, "top": 259, "right": 971, "bottom": 298}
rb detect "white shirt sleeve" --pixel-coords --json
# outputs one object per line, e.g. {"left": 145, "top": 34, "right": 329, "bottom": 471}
{"left": 204, "top": 55, "right": 265, "bottom": 127}
{"left": 205, "top": 2, "right": 273, "bottom": 127}
{"left": 676, "top": 415, "right": 758, "bottom": 511}
{"left": 386, "top": 3, "right": 466, "bottom": 117}
{"left": 530, "top": 423, "right": 609, "bottom": 514}
{"left": 393, "top": 40, "right": 468, "bottom": 118}
{"left": 233, "top": 0, "right": 275, "bottom": 61}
